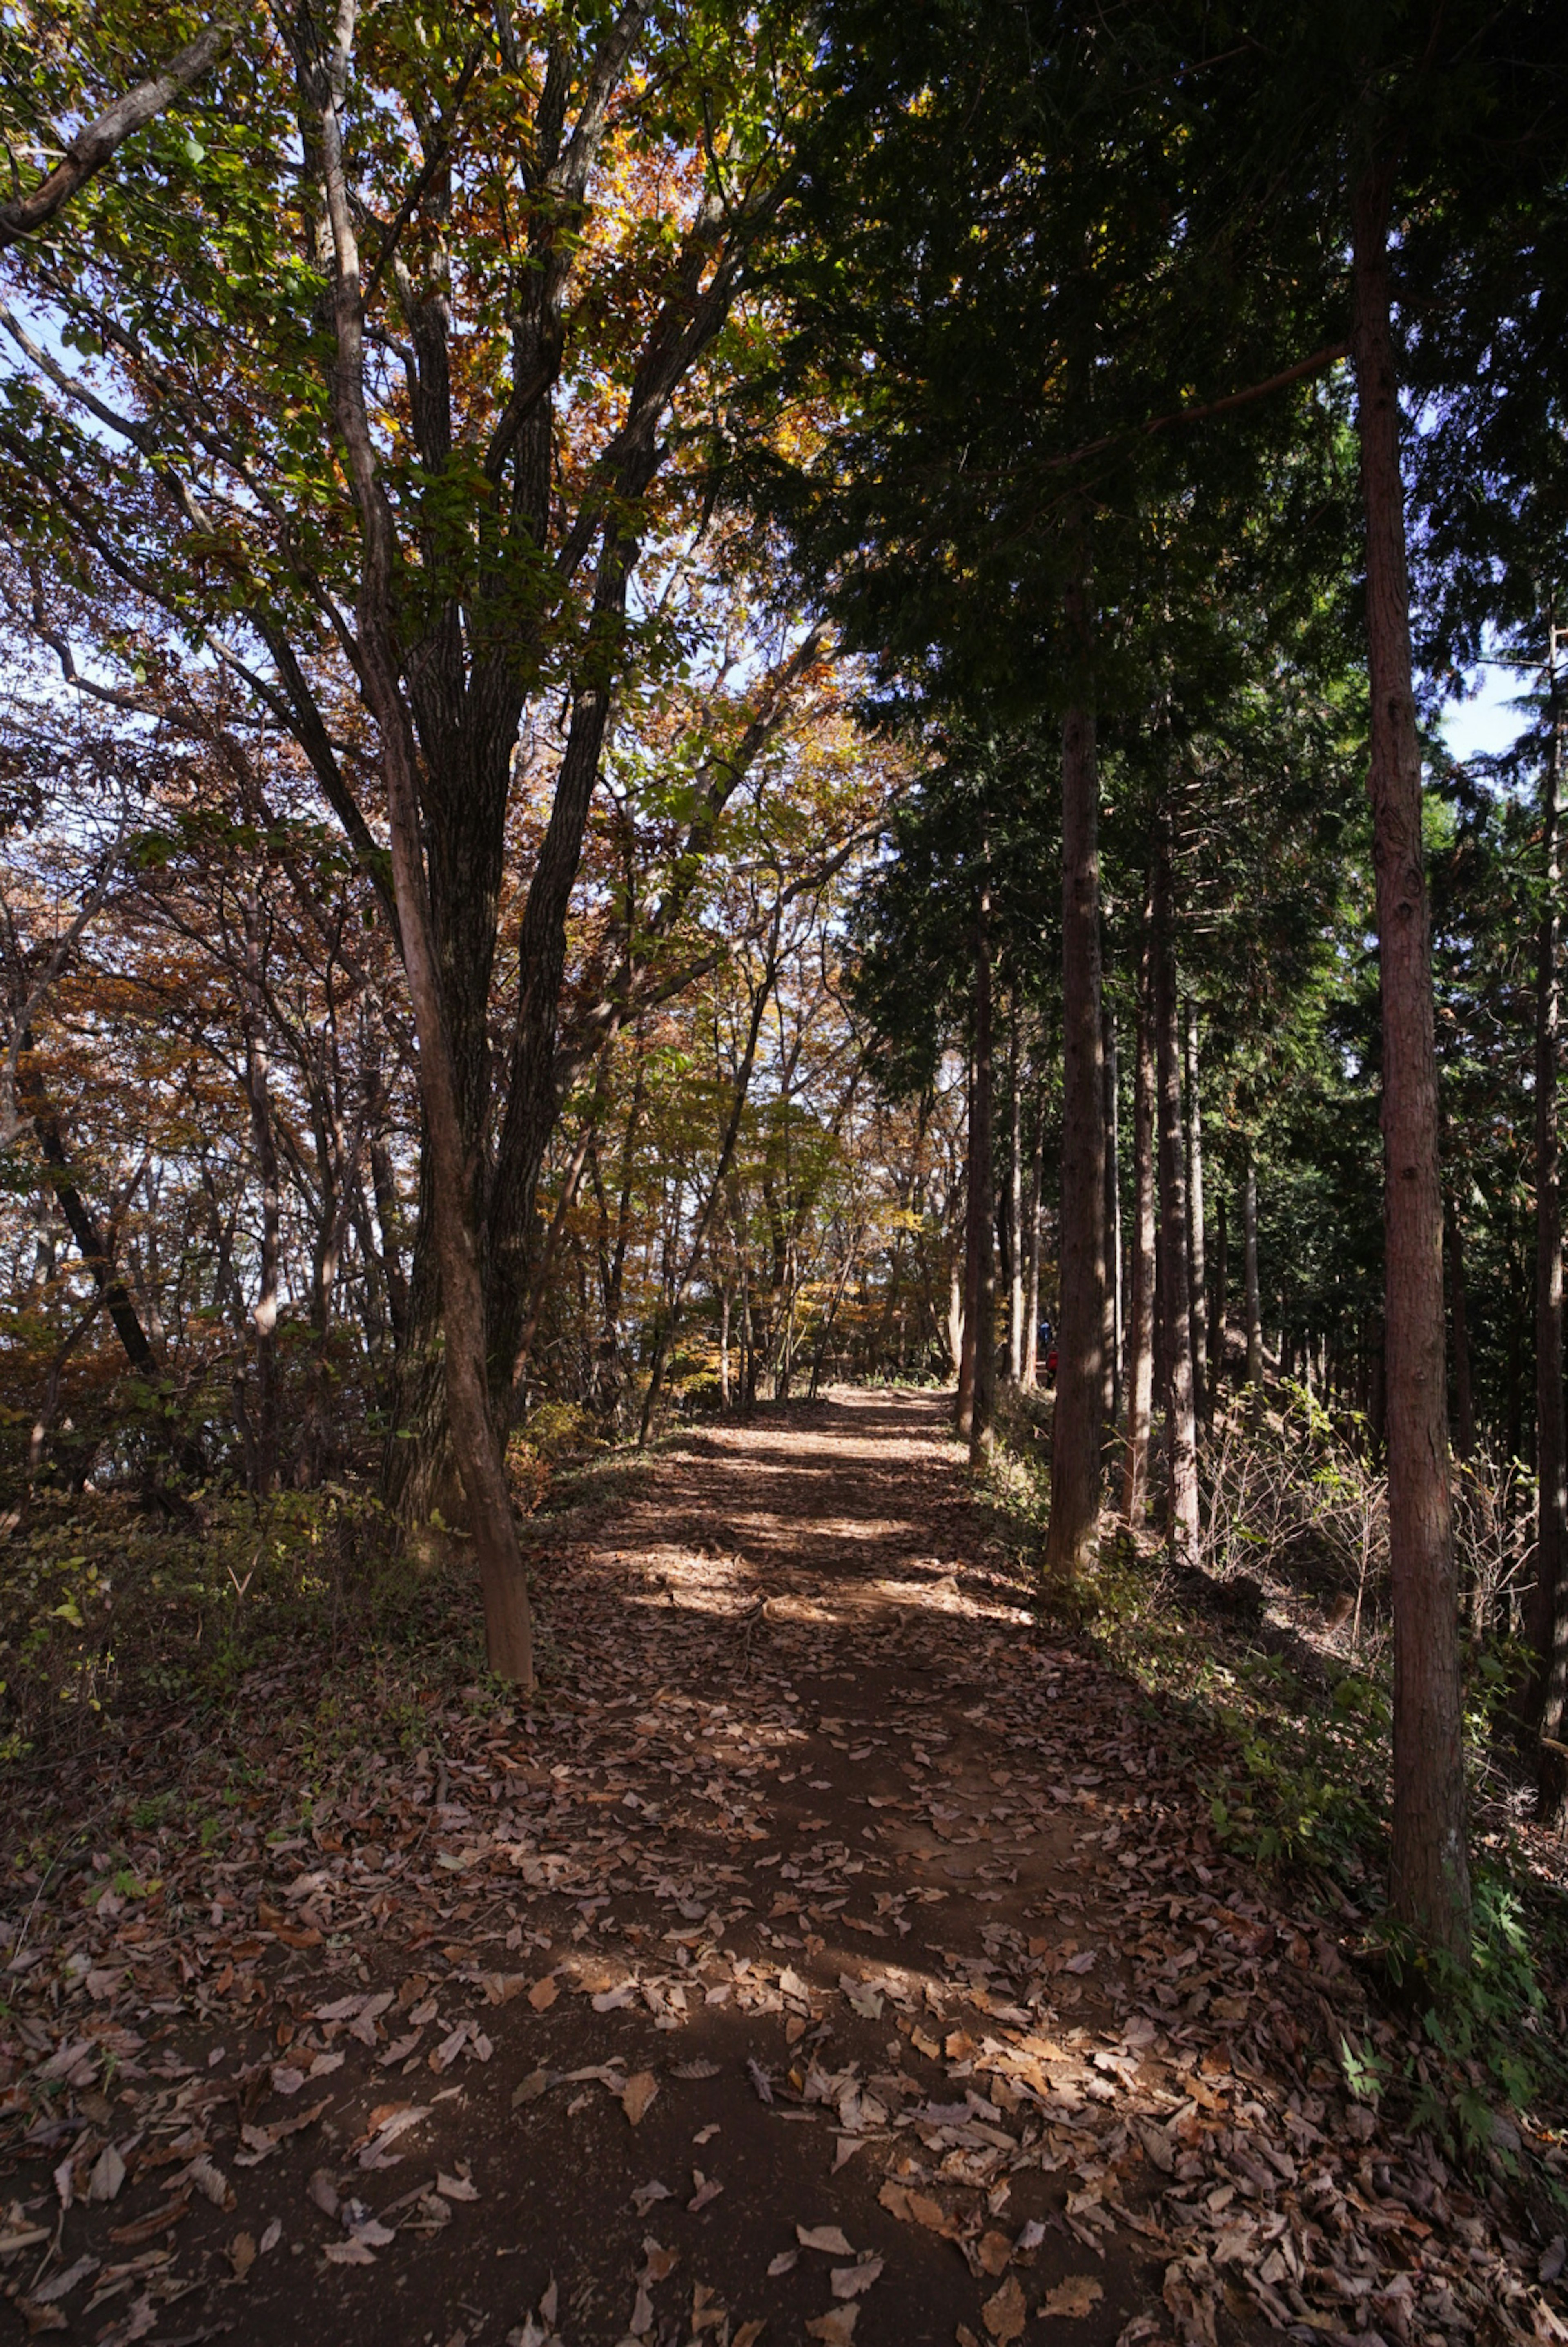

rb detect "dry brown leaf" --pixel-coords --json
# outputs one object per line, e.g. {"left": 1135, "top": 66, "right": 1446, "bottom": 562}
{"left": 16, "top": 2300, "right": 67, "bottom": 2336}
{"left": 228, "top": 2230, "right": 256, "bottom": 2280}
{"left": 982, "top": 2273, "right": 1027, "bottom": 2345}
{"left": 108, "top": 2191, "right": 190, "bottom": 2246}
{"left": 977, "top": 2230, "right": 1012, "bottom": 2277}
{"left": 323, "top": 2238, "right": 376, "bottom": 2266}
{"left": 804, "top": 2310, "right": 857, "bottom": 2346}
{"left": 798, "top": 2224, "right": 855, "bottom": 2255}
{"left": 830, "top": 2258, "right": 882, "bottom": 2300}
{"left": 733, "top": 2325, "right": 765, "bottom": 2347}
{"left": 622, "top": 2071, "right": 659, "bottom": 2126}
{"left": 906, "top": 2178, "right": 958, "bottom": 2234}
{"left": 1041, "top": 2275, "right": 1103, "bottom": 2320}
{"left": 528, "top": 1975, "right": 559, "bottom": 2012}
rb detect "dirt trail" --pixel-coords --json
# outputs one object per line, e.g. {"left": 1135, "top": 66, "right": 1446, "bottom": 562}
{"left": 0, "top": 1391, "right": 1550, "bottom": 2347}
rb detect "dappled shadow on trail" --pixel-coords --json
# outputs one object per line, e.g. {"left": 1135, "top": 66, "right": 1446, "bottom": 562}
{"left": 0, "top": 1389, "right": 1555, "bottom": 2347}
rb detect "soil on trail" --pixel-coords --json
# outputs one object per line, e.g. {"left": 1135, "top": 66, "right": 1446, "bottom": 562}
{"left": 0, "top": 1392, "right": 1553, "bottom": 2347}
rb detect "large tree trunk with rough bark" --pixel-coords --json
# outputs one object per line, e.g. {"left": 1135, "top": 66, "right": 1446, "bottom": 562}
{"left": 956, "top": 1047, "right": 978, "bottom": 1440}
{"left": 1022, "top": 1081, "right": 1046, "bottom": 1391}
{"left": 969, "top": 879, "right": 996, "bottom": 1460}
{"left": 1007, "top": 1014, "right": 1025, "bottom": 1385}
{"left": 1352, "top": 155, "right": 1470, "bottom": 1957}
{"left": 1184, "top": 1000, "right": 1208, "bottom": 1432}
{"left": 1154, "top": 826, "right": 1198, "bottom": 1555}
{"left": 1102, "top": 1003, "right": 1122, "bottom": 1426}
{"left": 1530, "top": 639, "right": 1568, "bottom": 1811}
{"left": 1122, "top": 900, "right": 1156, "bottom": 1524}
{"left": 1211, "top": 1192, "right": 1228, "bottom": 1408}
{"left": 1046, "top": 569, "right": 1107, "bottom": 1575}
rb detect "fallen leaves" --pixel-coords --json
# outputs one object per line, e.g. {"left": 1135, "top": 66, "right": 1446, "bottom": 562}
{"left": 621, "top": 2071, "right": 659, "bottom": 2126}
{"left": 804, "top": 2310, "right": 858, "bottom": 2345}
{"left": 1041, "top": 2275, "right": 1104, "bottom": 2320}
{"left": 981, "top": 2273, "right": 1027, "bottom": 2344}
{"left": 0, "top": 1400, "right": 1558, "bottom": 2347}
{"left": 878, "top": 2180, "right": 958, "bottom": 2238}
{"left": 831, "top": 2257, "right": 883, "bottom": 2299}
{"left": 797, "top": 2224, "right": 855, "bottom": 2255}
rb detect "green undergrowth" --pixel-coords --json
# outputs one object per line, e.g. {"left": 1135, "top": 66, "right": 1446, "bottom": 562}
{"left": 978, "top": 1387, "right": 1568, "bottom": 2153}
{"left": 0, "top": 1401, "right": 661, "bottom": 1771}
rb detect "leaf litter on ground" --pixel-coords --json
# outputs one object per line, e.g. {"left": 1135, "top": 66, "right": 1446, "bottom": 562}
{"left": 0, "top": 1391, "right": 1561, "bottom": 2345}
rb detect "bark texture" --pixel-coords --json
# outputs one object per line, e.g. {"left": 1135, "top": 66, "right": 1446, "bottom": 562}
{"left": 1154, "top": 828, "right": 1198, "bottom": 1556}
{"left": 1531, "top": 642, "right": 1568, "bottom": 1806}
{"left": 1184, "top": 1000, "right": 1208, "bottom": 1431}
{"left": 1122, "top": 906, "right": 1156, "bottom": 1524}
{"left": 1352, "top": 157, "right": 1470, "bottom": 1957}
{"left": 1045, "top": 577, "right": 1106, "bottom": 1574}
{"left": 969, "top": 881, "right": 996, "bottom": 1460}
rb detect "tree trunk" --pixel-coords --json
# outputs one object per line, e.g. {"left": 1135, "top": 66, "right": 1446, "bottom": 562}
{"left": 1007, "top": 1011, "right": 1025, "bottom": 1384}
{"left": 1184, "top": 999, "right": 1208, "bottom": 1431}
{"left": 970, "top": 877, "right": 996, "bottom": 1461}
{"left": 956, "top": 1046, "right": 978, "bottom": 1440}
{"left": 1154, "top": 824, "right": 1198, "bottom": 1556}
{"left": 1102, "top": 1001, "right": 1122, "bottom": 1425}
{"left": 1352, "top": 155, "right": 1470, "bottom": 1956}
{"left": 1212, "top": 1192, "right": 1228, "bottom": 1408}
{"left": 1022, "top": 1089, "right": 1045, "bottom": 1390}
{"left": 316, "top": 51, "right": 532, "bottom": 1686}
{"left": 1045, "top": 566, "right": 1107, "bottom": 1575}
{"left": 369, "top": 1132, "right": 409, "bottom": 1347}
{"left": 1244, "top": 1156, "right": 1263, "bottom": 1397}
{"left": 1446, "top": 1203, "right": 1476, "bottom": 1460}
{"left": 240, "top": 908, "right": 280, "bottom": 1495}
{"left": 1122, "top": 901, "right": 1156, "bottom": 1524}
{"left": 1531, "top": 632, "right": 1568, "bottom": 1804}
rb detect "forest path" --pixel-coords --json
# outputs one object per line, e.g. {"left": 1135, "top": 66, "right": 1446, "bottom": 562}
{"left": 0, "top": 1392, "right": 1534, "bottom": 2347}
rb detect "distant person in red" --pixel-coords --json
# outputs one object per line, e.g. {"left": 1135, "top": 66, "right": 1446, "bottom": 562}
{"left": 1038, "top": 1319, "right": 1057, "bottom": 1387}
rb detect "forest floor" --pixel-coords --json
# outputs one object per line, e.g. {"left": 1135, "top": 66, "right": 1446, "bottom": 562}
{"left": 0, "top": 1390, "right": 1562, "bottom": 2347}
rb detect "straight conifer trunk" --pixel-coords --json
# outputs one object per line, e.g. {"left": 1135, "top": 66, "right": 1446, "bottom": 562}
{"left": 1008, "top": 1014, "right": 1025, "bottom": 1384}
{"left": 1212, "top": 1194, "right": 1228, "bottom": 1407}
{"left": 1103, "top": 1005, "right": 1123, "bottom": 1423}
{"left": 1351, "top": 157, "right": 1470, "bottom": 1957}
{"left": 1154, "top": 828, "right": 1198, "bottom": 1554}
{"left": 1531, "top": 636, "right": 1568, "bottom": 1802}
{"left": 1184, "top": 1001, "right": 1208, "bottom": 1430}
{"left": 1122, "top": 905, "right": 1156, "bottom": 1523}
{"left": 1022, "top": 1090, "right": 1045, "bottom": 1390}
{"left": 1244, "top": 1158, "right": 1263, "bottom": 1396}
{"left": 956, "top": 1049, "right": 978, "bottom": 1440}
{"left": 971, "top": 878, "right": 997, "bottom": 1459}
{"left": 1046, "top": 567, "right": 1107, "bottom": 1574}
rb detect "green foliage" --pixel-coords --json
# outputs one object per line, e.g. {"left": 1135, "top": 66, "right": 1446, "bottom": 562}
{"left": 0, "top": 1481, "right": 433, "bottom": 1752}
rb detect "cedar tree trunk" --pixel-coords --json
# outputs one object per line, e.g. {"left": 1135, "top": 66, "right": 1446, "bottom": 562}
{"left": 1352, "top": 156, "right": 1470, "bottom": 1956}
